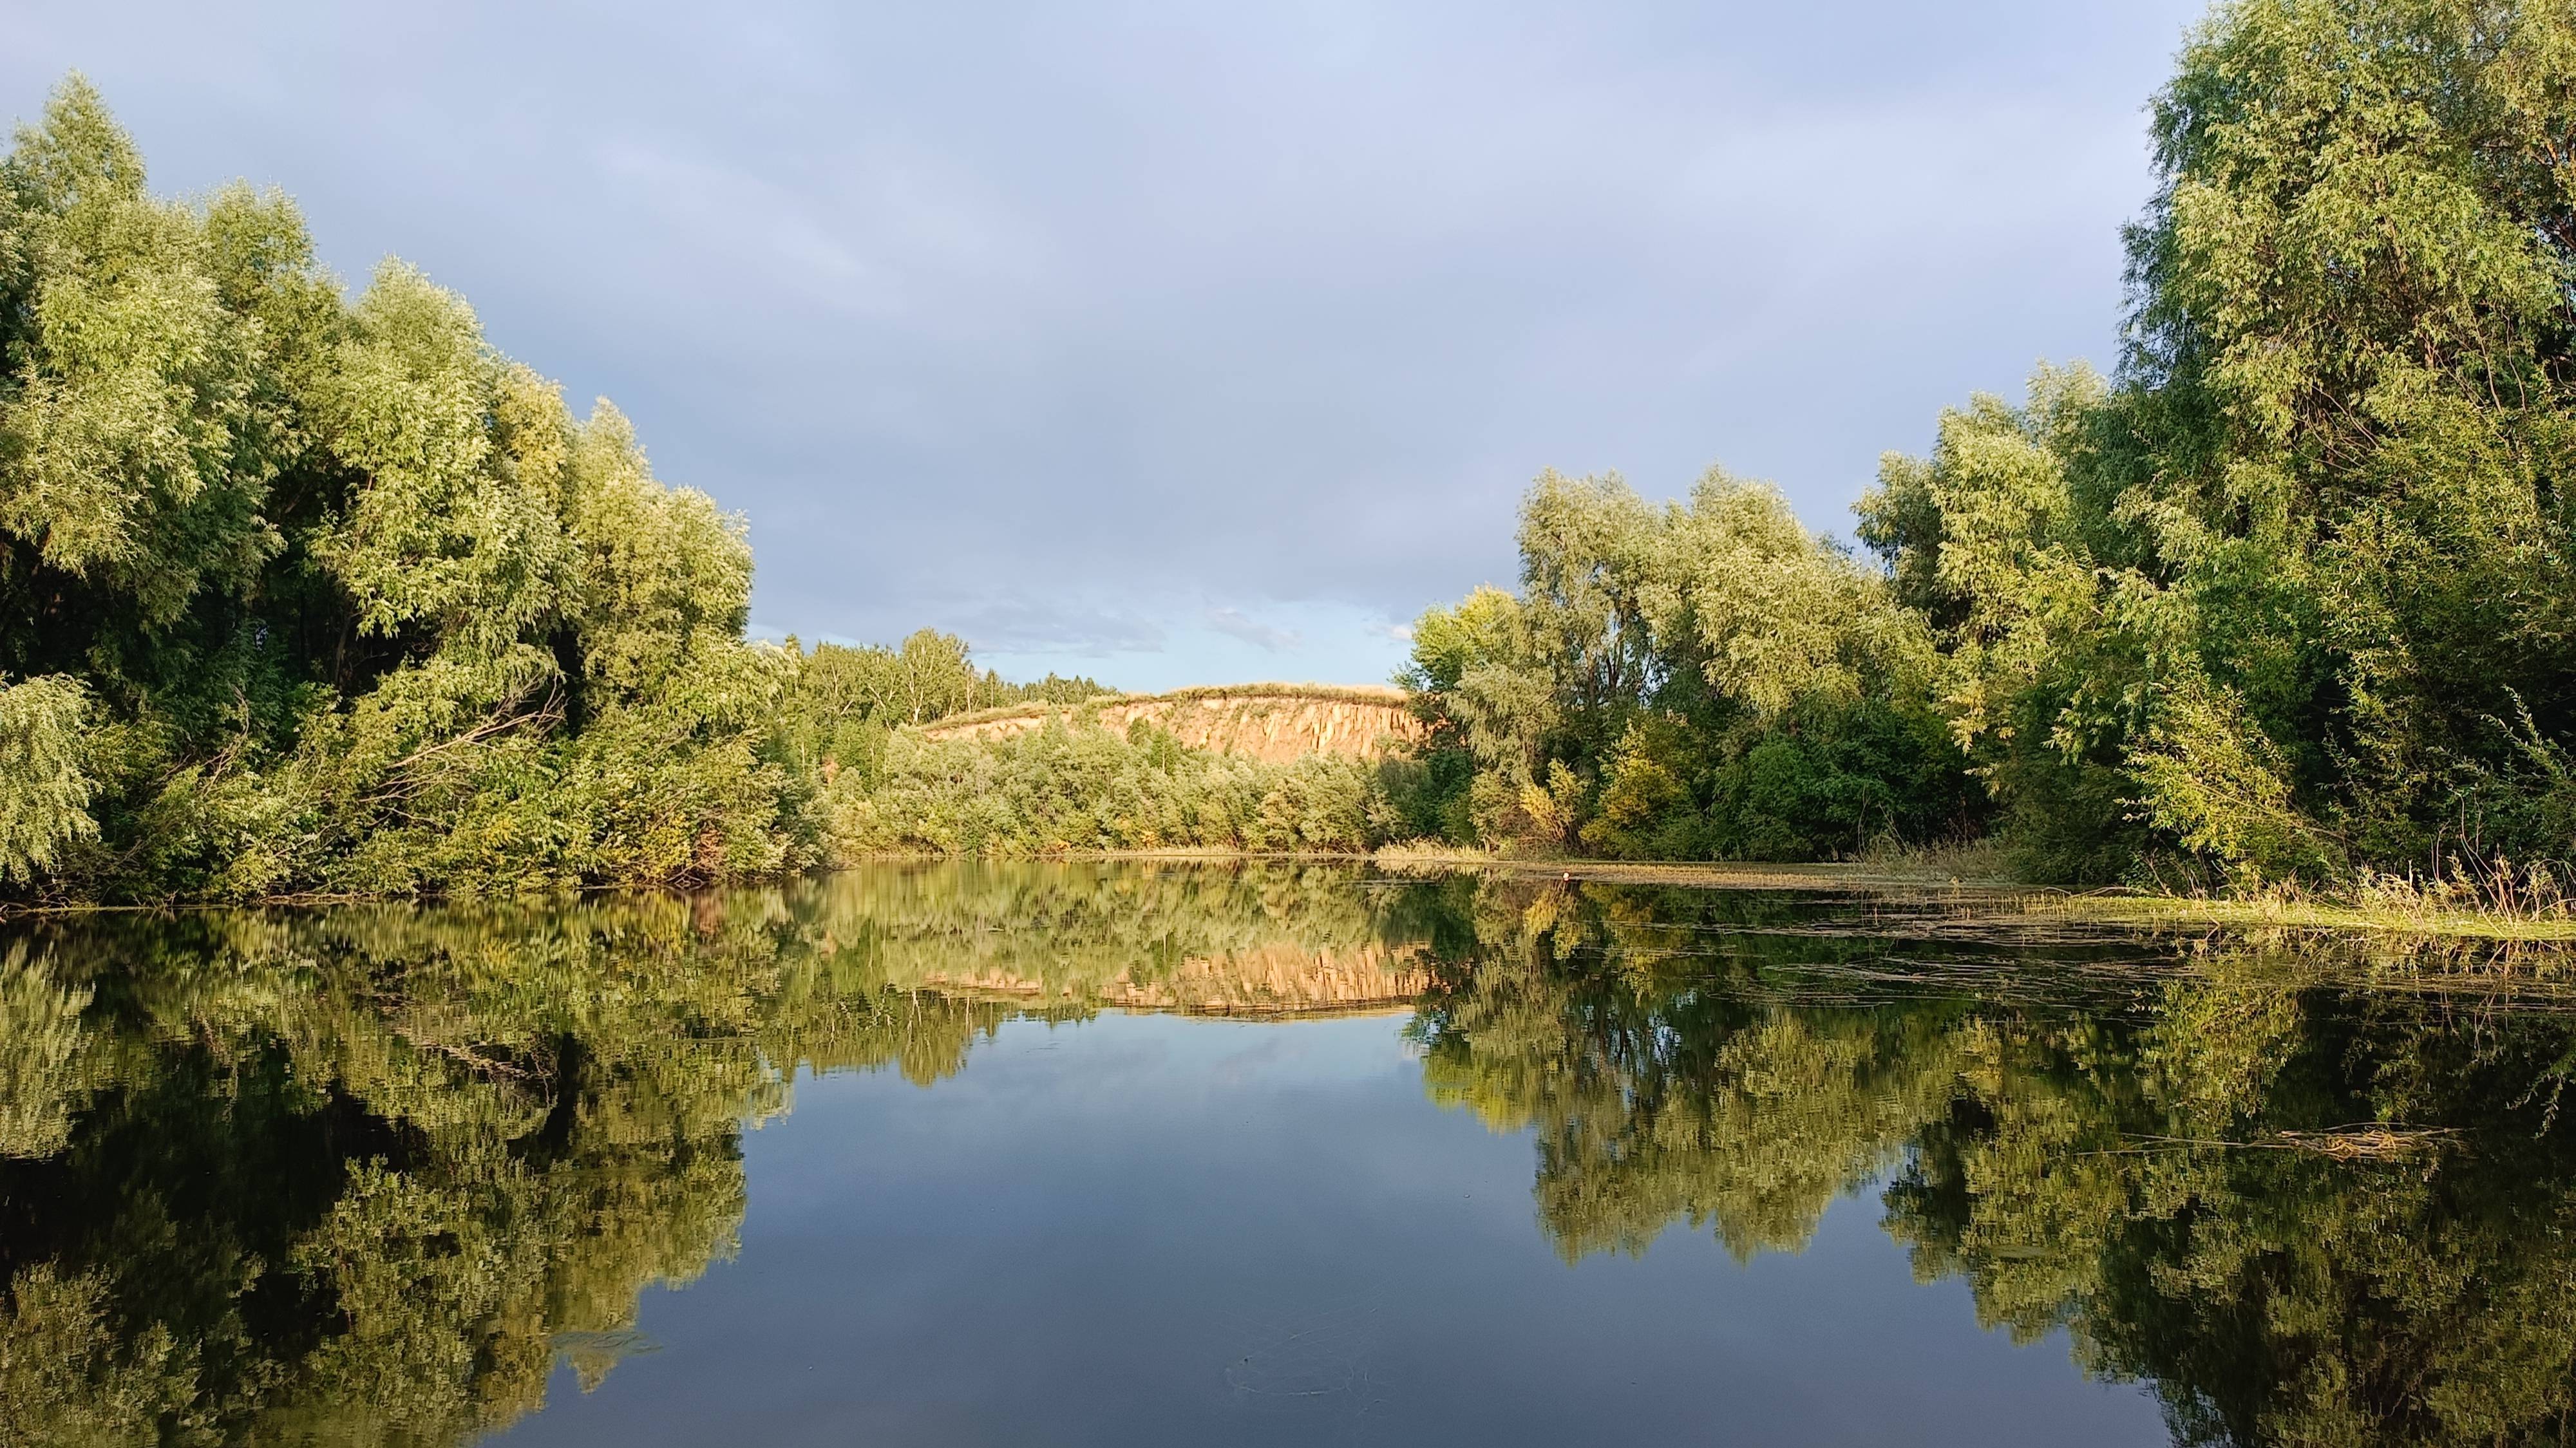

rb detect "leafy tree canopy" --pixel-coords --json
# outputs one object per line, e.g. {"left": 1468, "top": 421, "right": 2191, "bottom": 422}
{"left": 0, "top": 80, "right": 1108, "bottom": 903}
{"left": 1406, "top": 0, "right": 2576, "bottom": 887}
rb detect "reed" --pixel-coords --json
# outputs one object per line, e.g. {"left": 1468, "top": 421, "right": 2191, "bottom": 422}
{"left": 2038, "top": 856, "right": 2576, "bottom": 945}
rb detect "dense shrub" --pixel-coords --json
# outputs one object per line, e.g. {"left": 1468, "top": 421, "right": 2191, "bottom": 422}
{"left": 826, "top": 719, "right": 1397, "bottom": 857}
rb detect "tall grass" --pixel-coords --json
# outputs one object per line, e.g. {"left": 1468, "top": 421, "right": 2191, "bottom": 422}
{"left": 2045, "top": 854, "right": 2576, "bottom": 945}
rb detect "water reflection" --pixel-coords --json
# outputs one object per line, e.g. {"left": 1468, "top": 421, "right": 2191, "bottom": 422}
{"left": 1, "top": 863, "right": 2571, "bottom": 1445}
{"left": 1410, "top": 875, "right": 2576, "bottom": 1445}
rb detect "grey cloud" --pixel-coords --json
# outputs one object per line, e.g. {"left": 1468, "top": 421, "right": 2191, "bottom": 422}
{"left": 1204, "top": 608, "right": 1303, "bottom": 655}
{"left": 8, "top": 0, "right": 2208, "bottom": 682}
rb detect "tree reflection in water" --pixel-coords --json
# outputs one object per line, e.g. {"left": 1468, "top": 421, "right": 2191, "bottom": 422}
{"left": 0, "top": 861, "right": 1412, "bottom": 1445}
{"left": 1411, "top": 875, "right": 2576, "bottom": 1447}
{"left": 3, "top": 863, "right": 2572, "bottom": 1445}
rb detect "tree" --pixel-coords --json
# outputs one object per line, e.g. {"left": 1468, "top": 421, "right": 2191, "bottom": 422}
{"left": 1402, "top": 471, "right": 1975, "bottom": 859}
{"left": 0, "top": 77, "right": 837, "bottom": 901}
{"left": 0, "top": 675, "right": 94, "bottom": 883}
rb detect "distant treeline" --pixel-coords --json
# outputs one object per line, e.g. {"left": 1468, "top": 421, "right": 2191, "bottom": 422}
{"left": 1395, "top": 0, "right": 2576, "bottom": 887}
{"left": 780, "top": 629, "right": 1109, "bottom": 783}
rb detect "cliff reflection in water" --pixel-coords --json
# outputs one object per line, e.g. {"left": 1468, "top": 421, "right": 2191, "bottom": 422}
{"left": 2, "top": 863, "right": 2573, "bottom": 1445}
{"left": 0, "top": 862, "right": 1421, "bottom": 1445}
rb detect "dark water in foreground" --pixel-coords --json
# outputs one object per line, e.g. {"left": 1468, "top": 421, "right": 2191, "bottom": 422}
{"left": 3, "top": 864, "right": 2571, "bottom": 1445}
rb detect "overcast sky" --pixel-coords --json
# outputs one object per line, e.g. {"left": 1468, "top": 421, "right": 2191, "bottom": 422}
{"left": 9, "top": 0, "right": 2208, "bottom": 690}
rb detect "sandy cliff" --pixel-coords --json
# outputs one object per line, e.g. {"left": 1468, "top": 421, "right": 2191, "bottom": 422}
{"left": 916, "top": 684, "right": 1421, "bottom": 763}
{"left": 909, "top": 941, "right": 1431, "bottom": 1016}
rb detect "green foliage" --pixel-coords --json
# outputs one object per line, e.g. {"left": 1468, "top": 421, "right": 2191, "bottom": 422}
{"left": 0, "top": 675, "right": 95, "bottom": 883}
{"left": 1855, "top": 365, "right": 2170, "bottom": 882}
{"left": 1852, "top": 0, "right": 2576, "bottom": 884}
{"left": 1401, "top": 0, "right": 2576, "bottom": 888}
{"left": 2129, "top": 0, "right": 2576, "bottom": 878}
{"left": 827, "top": 717, "right": 1394, "bottom": 857}
{"left": 0, "top": 78, "right": 280, "bottom": 631}
{"left": 1402, "top": 471, "right": 1977, "bottom": 860}
{"left": 0, "top": 79, "right": 1122, "bottom": 904}
{"left": 771, "top": 629, "right": 1111, "bottom": 793}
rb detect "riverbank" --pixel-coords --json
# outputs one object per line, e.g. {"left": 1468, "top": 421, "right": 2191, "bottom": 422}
{"left": 1367, "top": 844, "right": 2576, "bottom": 948}
{"left": 14, "top": 843, "right": 2573, "bottom": 952}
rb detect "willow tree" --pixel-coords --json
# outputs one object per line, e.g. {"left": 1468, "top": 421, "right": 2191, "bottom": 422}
{"left": 2128, "top": 0, "right": 2576, "bottom": 876}
{"left": 0, "top": 77, "right": 804, "bottom": 901}
{"left": 1402, "top": 470, "right": 1973, "bottom": 860}
{"left": 1866, "top": 0, "right": 2576, "bottom": 883}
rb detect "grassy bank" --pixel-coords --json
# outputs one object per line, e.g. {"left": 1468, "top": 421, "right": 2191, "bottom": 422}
{"left": 1369, "top": 842, "right": 2015, "bottom": 894}
{"left": 2027, "top": 890, "right": 2576, "bottom": 946}
{"left": 1368, "top": 843, "right": 2576, "bottom": 948}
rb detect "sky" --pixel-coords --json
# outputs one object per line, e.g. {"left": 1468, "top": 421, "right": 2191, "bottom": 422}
{"left": 6, "top": 0, "right": 2210, "bottom": 691}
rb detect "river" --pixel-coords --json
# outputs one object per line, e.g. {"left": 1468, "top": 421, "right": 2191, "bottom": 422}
{"left": 3, "top": 861, "right": 2568, "bottom": 1445}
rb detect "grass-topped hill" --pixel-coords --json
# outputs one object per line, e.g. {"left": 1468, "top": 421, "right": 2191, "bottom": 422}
{"left": 816, "top": 683, "right": 1428, "bottom": 858}
{"left": 916, "top": 684, "right": 1418, "bottom": 763}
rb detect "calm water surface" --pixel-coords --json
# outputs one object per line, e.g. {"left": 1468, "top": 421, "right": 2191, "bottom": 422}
{"left": 3, "top": 863, "right": 2570, "bottom": 1445}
